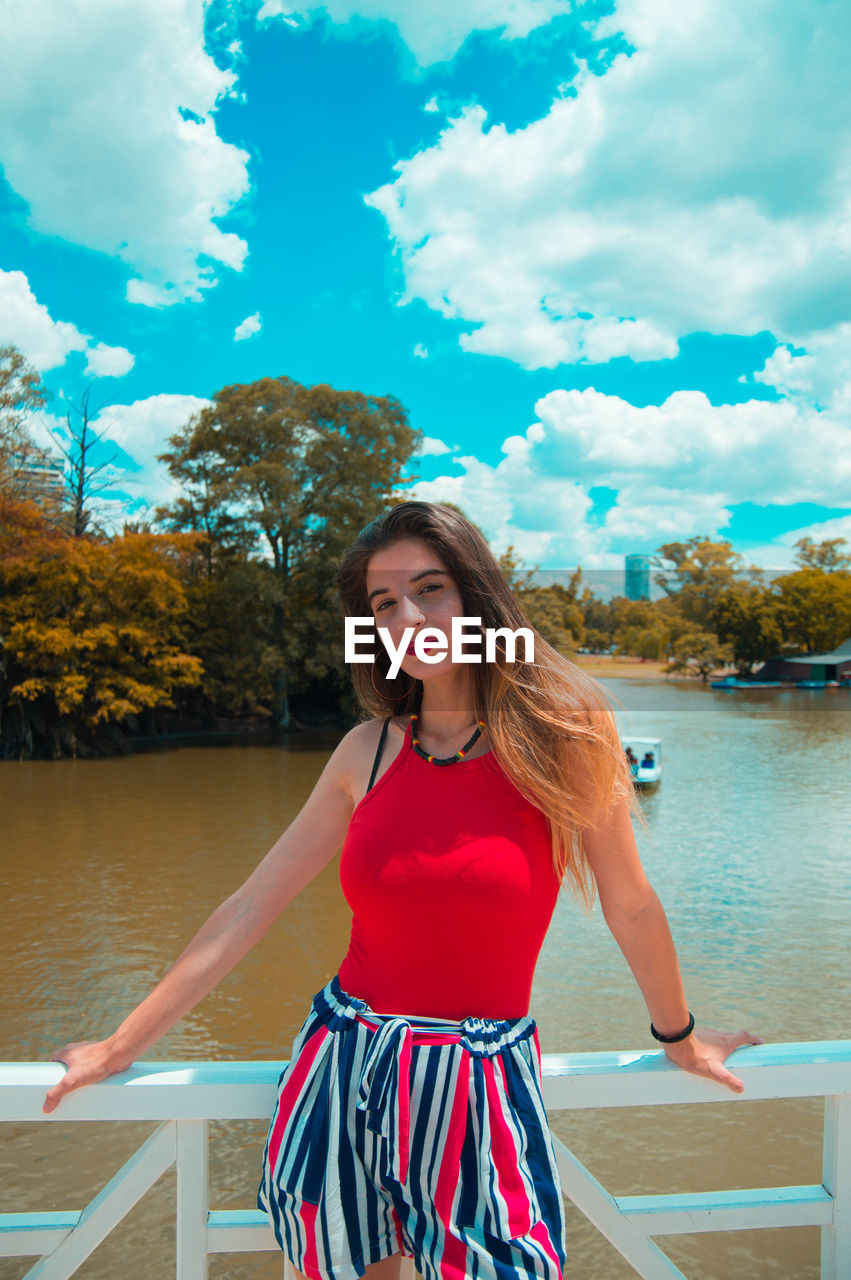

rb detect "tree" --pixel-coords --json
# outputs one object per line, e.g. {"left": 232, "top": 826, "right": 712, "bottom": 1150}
{"left": 154, "top": 450, "right": 256, "bottom": 578}
{"left": 713, "top": 583, "right": 784, "bottom": 674}
{"left": 772, "top": 568, "right": 851, "bottom": 655}
{"left": 654, "top": 537, "right": 746, "bottom": 628}
{"left": 49, "top": 385, "right": 120, "bottom": 537}
{"left": 664, "top": 630, "right": 731, "bottom": 681}
{"left": 0, "top": 344, "right": 50, "bottom": 496}
{"left": 793, "top": 537, "right": 851, "bottom": 573}
{"left": 582, "top": 595, "right": 616, "bottom": 642}
{"left": 583, "top": 627, "right": 611, "bottom": 652}
{"left": 0, "top": 491, "right": 58, "bottom": 561}
{"left": 497, "top": 544, "right": 536, "bottom": 593}
{"left": 178, "top": 557, "right": 285, "bottom": 718}
{"left": 158, "top": 376, "right": 421, "bottom": 726}
{"left": 653, "top": 594, "right": 696, "bottom": 647}
{"left": 0, "top": 528, "right": 203, "bottom": 758}
{"left": 610, "top": 598, "right": 669, "bottom": 661}
{"left": 616, "top": 625, "right": 668, "bottom": 661}
{"left": 612, "top": 598, "right": 656, "bottom": 632}
{"left": 516, "top": 583, "right": 584, "bottom": 654}
{"left": 159, "top": 377, "right": 419, "bottom": 571}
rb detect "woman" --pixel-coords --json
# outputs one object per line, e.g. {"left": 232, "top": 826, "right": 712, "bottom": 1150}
{"left": 43, "top": 501, "right": 760, "bottom": 1280}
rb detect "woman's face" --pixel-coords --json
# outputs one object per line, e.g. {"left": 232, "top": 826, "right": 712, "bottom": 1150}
{"left": 365, "top": 536, "right": 467, "bottom": 678}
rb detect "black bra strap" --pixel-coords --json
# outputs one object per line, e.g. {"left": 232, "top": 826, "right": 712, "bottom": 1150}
{"left": 366, "top": 717, "right": 391, "bottom": 793}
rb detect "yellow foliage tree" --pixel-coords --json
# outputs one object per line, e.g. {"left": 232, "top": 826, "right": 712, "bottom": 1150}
{"left": 0, "top": 508, "right": 203, "bottom": 757}
{"left": 772, "top": 567, "right": 851, "bottom": 654}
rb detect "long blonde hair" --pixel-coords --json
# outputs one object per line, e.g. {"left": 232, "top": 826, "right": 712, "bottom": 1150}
{"left": 335, "top": 502, "right": 634, "bottom": 904}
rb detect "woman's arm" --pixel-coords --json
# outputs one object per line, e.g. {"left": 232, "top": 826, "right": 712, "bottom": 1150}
{"left": 583, "top": 796, "right": 761, "bottom": 1093}
{"left": 42, "top": 727, "right": 368, "bottom": 1114}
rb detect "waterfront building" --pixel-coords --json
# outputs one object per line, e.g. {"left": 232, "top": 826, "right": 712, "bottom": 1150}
{"left": 757, "top": 635, "right": 851, "bottom": 683}
{"left": 624, "top": 553, "right": 650, "bottom": 601}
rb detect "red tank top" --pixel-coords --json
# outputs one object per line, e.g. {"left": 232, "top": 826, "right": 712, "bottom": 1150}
{"left": 336, "top": 720, "right": 561, "bottom": 1019}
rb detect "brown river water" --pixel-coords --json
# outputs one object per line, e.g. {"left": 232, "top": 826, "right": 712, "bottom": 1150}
{"left": 1, "top": 680, "right": 849, "bottom": 1279}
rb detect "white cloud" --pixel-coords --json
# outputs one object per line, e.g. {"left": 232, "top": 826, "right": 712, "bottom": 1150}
{"left": 27, "top": 398, "right": 198, "bottom": 530}
{"left": 753, "top": 326, "right": 851, "bottom": 410}
{"left": 0, "top": 268, "right": 135, "bottom": 377}
{"left": 0, "top": 0, "right": 250, "bottom": 307}
{"left": 415, "top": 436, "right": 453, "bottom": 456}
{"left": 234, "top": 312, "right": 262, "bottom": 341}
{"left": 775, "top": 513, "right": 851, "bottom": 552}
{"left": 599, "top": 486, "right": 732, "bottom": 548}
{"left": 740, "top": 516, "right": 851, "bottom": 575}
{"left": 24, "top": 393, "right": 208, "bottom": 526}
{"left": 413, "top": 342, "right": 429, "bottom": 358}
{"left": 529, "top": 387, "right": 851, "bottom": 507}
{"left": 23, "top": 410, "right": 68, "bottom": 459}
{"left": 365, "top": 0, "right": 851, "bottom": 367}
{"left": 258, "top": 1, "right": 572, "bottom": 65}
{"left": 408, "top": 381, "right": 851, "bottom": 567}
{"left": 411, "top": 448, "right": 596, "bottom": 565}
{"left": 35, "top": 389, "right": 212, "bottom": 519}
{"left": 0, "top": 269, "right": 86, "bottom": 370}
{"left": 84, "top": 393, "right": 212, "bottom": 511}
{"left": 85, "top": 342, "right": 136, "bottom": 379}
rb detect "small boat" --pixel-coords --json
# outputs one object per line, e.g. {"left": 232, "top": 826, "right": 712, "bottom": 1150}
{"left": 710, "top": 676, "right": 784, "bottom": 689}
{"left": 622, "top": 736, "right": 662, "bottom": 788}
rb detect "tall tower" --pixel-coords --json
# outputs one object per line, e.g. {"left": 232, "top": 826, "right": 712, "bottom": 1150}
{"left": 625, "top": 554, "right": 650, "bottom": 601}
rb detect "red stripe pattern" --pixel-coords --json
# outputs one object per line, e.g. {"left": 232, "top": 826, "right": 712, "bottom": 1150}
{"left": 258, "top": 975, "right": 566, "bottom": 1279}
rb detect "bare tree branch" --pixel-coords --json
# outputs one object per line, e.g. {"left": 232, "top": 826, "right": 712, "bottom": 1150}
{"left": 50, "top": 382, "right": 121, "bottom": 537}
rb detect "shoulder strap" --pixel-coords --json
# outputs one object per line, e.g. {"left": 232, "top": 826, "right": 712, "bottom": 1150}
{"left": 366, "top": 717, "right": 391, "bottom": 793}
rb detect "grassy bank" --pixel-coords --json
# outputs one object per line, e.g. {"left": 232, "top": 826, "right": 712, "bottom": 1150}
{"left": 573, "top": 654, "right": 731, "bottom": 681}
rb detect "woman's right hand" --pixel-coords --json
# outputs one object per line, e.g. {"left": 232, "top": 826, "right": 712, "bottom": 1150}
{"left": 41, "top": 726, "right": 365, "bottom": 1118}
{"left": 42, "top": 1040, "right": 128, "bottom": 1114}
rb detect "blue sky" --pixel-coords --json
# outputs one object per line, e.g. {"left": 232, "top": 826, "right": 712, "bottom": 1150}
{"left": 1, "top": 0, "right": 849, "bottom": 571}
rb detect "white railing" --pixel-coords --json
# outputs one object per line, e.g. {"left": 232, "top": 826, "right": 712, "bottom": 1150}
{"left": 1, "top": 1040, "right": 849, "bottom": 1280}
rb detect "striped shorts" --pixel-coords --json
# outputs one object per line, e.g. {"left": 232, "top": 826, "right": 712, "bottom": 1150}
{"left": 257, "top": 975, "right": 566, "bottom": 1280}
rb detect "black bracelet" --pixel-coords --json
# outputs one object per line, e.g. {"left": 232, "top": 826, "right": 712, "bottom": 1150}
{"left": 650, "top": 1012, "right": 695, "bottom": 1043}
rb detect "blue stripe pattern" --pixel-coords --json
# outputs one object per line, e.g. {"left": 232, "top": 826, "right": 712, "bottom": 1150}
{"left": 258, "top": 975, "right": 566, "bottom": 1280}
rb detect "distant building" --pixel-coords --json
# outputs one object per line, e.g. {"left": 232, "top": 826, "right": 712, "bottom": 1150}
{"left": 9, "top": 445, "right": 67, "bottom": 508}
{"left": 757, "top": 636, "right": 851, "bottom": 683}
{"left": 624, "top": 554, "right": 650, "bottom": 601}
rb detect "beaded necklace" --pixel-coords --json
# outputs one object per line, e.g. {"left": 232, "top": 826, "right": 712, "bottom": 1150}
{"left": 409, "top": 711, "right": 486, "bottom": 766}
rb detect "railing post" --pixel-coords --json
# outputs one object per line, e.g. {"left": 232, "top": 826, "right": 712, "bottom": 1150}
{"left": 821, "top": 1095, "right": 851, "bottom": 1279}
{"left": 18, "top": 1122, "right": 176, "bottom": 1280}
{"left": 176, "top": 1119, "right": 208, "bottom": 1280}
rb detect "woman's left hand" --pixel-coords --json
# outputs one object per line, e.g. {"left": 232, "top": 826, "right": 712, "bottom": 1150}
{"left": 662, "top": 1026, "right": 764, "bottom": 1093}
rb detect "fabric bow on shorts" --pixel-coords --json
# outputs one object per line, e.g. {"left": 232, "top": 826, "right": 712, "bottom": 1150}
{"left": 258, "top": 975, "right": 567, "bottom": 1280}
